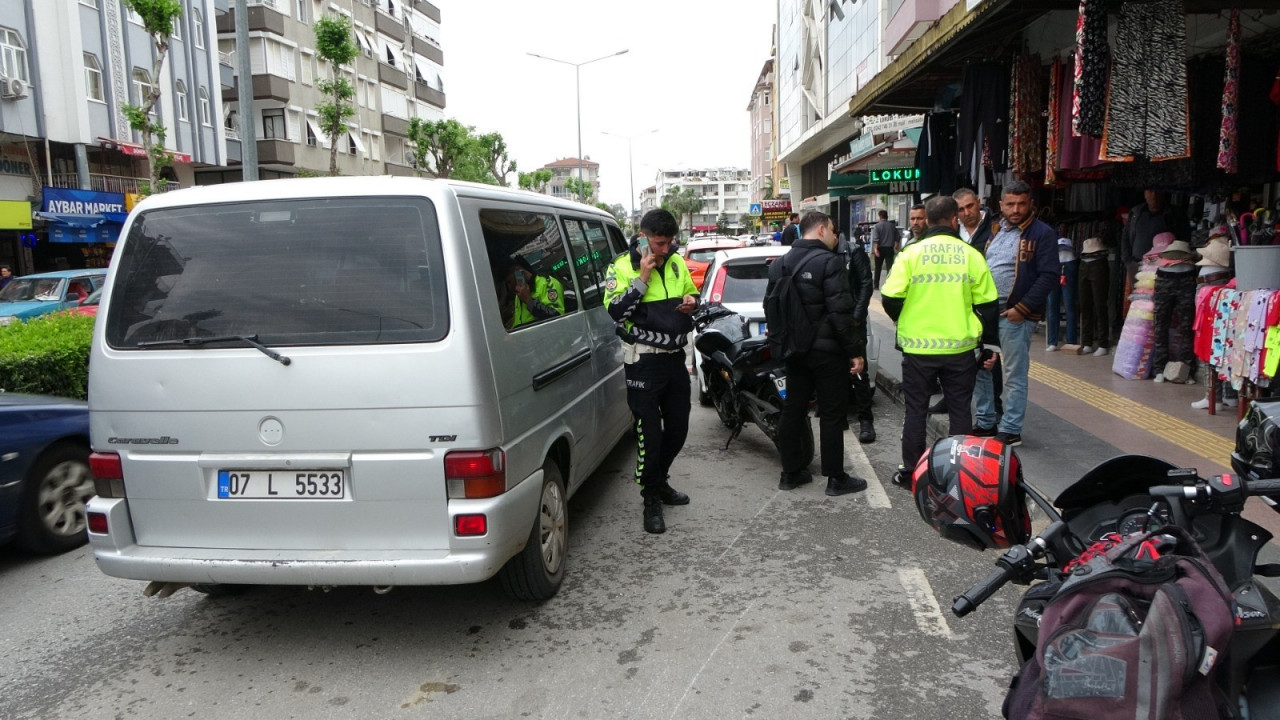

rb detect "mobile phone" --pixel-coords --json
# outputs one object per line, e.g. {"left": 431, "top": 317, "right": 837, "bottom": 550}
{"left": 513, "top": 272, "right": 526, "bottom": 290}
{"left": 637, "top": 235, "right": 649, "bottom": 254}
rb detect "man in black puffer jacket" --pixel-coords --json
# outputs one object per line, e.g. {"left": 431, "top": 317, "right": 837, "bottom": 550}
{"left": 839, "top": 232, "right": 876, "bottom": 444}
{"left": 766, "top": 211, "right": 868, "bottom": 496}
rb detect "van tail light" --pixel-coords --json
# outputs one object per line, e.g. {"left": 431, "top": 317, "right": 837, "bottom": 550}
{"left": 445, "top": 449, "right": 506, "bottom": 499}
{"left": 708, "top": 267, "right": 728, "bottom": 303}
{"left": 89, "top": 451, "right": 126, "bottom": 498}
{"left": 454, "top": 514, "right": 488, "bottom": 536}
{"left": 88, "top": 512, "right": 109, "bottom": 535}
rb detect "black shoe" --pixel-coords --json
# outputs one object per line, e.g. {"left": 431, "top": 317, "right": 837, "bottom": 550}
{"left": 995, "top": 432, "right": 1022, "bottom": 447}
{"left": 643, "top": 501, "right": 666, "bottom": 534}
{"left": 891, "top": 466, "right": 911, "bottom": 490}
{"left": 858, "top": 420, "right": 876, "bottom": 444}
{"left": 825, "top": 473, "right": 868, "bottom": 496}
{"left": 658, "top": 485, "right": 690, "bottom": 506}
{"left": 971, "top": 425, "right": 997, "bottom": 438}
{"left": 778, "top": 471, "right": 813, "bottom": 491}
{"left": 928, "top": 398, "right": 947, "bottom": 414}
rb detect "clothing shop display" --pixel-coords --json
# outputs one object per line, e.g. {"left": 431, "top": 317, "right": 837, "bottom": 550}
{"left": 1218, "top": 10, "right": 1241, "bottom": 173}
{"left": 916, "top": 111, "right": 959, "bottom": 195}
{"left": 1103, "top": 0, "right": 1190, "bottom": 161}
{"left": 1079, "top": 238, "right": 1111, "bottom": 350}
{"left": 1046, "top": 57, "right": 1061, "bottom": 186}
{"left": 1113, "top": 235, "right": 1175, "bottom": 380}
{"left": 1206, "top": 287, "right": 1278, "bottom": 390}
{"left": 1010, "top": 54, "right": 1045, "bottom": 175}
{"left": 1151, "top": 241, "right": 1201, "bottom": 376}
{"left": 1058, "top": 55, "right": 1105, "bottom": 173}
{"left": 1073, "top": 0, "right": 1108, "bottom": 138}
{"left": 959, "top": 62, "right": 1010, "bottom": 186}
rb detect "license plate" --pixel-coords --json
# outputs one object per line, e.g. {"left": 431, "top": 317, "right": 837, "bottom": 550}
{"left": 217, "top": 470, "right": 345, "bottom": 499}
{"left": 756, "top": 322, "right": 767, "bottom": 336}
{"left": 774, "top": 376, "right": 787, "bottom": 399}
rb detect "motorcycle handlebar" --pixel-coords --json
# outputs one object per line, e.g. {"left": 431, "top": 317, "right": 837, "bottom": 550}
{"left": 953, "top": 565, "right": 1013, "bottom": 618}
{"left": 1248, "top": 479, "right": 1280, "bottom": 496}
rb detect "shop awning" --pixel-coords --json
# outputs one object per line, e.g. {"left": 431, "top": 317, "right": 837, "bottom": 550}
{"left": 36, "top": 212, "right": 108, "bottom": 228}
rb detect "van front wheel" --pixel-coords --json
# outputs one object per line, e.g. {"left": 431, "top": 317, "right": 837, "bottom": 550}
{"left": 499, "top": 461, "right": 567, "bottom": 602}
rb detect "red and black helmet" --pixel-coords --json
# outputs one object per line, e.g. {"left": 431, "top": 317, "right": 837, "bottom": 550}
{"left": 912, "top": 435, "right": 1032, "bottom": 551}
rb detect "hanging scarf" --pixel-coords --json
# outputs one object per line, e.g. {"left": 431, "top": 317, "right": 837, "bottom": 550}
{"left": 1218, "top": 9, "right": 1241, "bottom": 173}
{"left": 1046, "top": 56, "right": 1062, "bottom": 185}
{"left": 1010, "top": 54, "right": 1044, "bottom": 175}
{"left": 1073, "top": 0, "right": 1108, "bottom": 137}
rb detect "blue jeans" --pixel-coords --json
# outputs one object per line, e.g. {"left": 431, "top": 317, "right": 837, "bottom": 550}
{"left": 1045, "top": 260, "right": 1078, "bottom": 347}
{"left": 975, "top": 316, "right": 1037, "bottom": 435}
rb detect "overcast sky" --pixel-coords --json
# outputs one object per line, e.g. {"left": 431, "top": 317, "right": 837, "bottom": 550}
{"left": 439, "top": 0, "right": 777, "bottom": 211}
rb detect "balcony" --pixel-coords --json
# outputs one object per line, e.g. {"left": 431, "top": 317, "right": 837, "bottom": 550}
{"left": 214, "top": 4, "right": 285, "bottom": 36}
{"left": 221, "top": 74, "right": 291, "bottom": 103}
{"left": 385, "top": 161, "right": 417, "bottom": 177}
{"left": 255, "top": 139, "right": 294, "bottom": 166}
{"left": 411, "top": 37, "right": 443, "bottom": 65}
{"left": 414, "top": 0, "right": 441, "bottom": 22}
{"left": 47, "top": 173, "right": 150, "bottom": 195}
{"left": 377, "top": 62, "right": 408, "bottom": 90}
{"left": 374, "top": 10, "right": 406, "bottom": 42}
{"left": 414, "top": 82, "right": 445, "bottom": 109}
{"left": 381, "top": 113, "right": 410, "bottom": 137}
{"left": 218, "top": 52, "right": 234, "bottom": 89}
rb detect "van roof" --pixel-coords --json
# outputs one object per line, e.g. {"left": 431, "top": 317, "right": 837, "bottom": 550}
{"left": 131, "top": 176, "right": 618, "bottom": 221}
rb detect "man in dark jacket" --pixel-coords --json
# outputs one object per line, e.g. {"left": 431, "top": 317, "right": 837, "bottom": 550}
{"left": 838, "top": 232, "right": 876, "bottom": 443}
{"left": 781, "top": 213, "right": 801, "bottom": 246}
{"left": 972, "top": 181, "right": 1060, "bottom": 446}
{"left": 954, "top": 188, "right": 994, "bottom": 250}
{"left": 765, "top": 211, "right": 868, "bottom": 496}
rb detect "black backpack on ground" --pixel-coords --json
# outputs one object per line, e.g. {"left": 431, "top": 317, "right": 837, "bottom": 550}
{"left": 764, "top": 251, "right": 822, "bottom": 360}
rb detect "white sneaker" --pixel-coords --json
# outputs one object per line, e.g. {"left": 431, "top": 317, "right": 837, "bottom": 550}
{"left": 1046, "top": 344, "right": 1059, "bottom": 352}
{"left": 1191, "top": 397, "right": 1217, "bottom": 410}
{"left": 1080, "top": 345, "right": 1095, "bottom": 355}
{"left": 1154, "top": 374, "right": 1165, "bottom": 383}
{"left": 1093, "top": 347, "right": 1109, "bottom": 357}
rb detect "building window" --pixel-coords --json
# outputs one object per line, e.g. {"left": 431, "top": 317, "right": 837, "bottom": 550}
{"left": 385, "top": 0, "right": 397, "bottom": 17}
{"left": 126, "top": 8, "right": 143, "bottom": 24}
{"left": 263, "top": 107, "right": 286, "bottom": 139}
{"left": 300, "top": 51, "right": 313, "bottom": 85}
{"left": 83, "top": 53, "right": 104, "bottom": 101}
{"left": 346, "top": 133, "right": 357, "bottom": 155}
{"left": 193, "top": 8, "right": 204, "bottom": 48}
{"left": 175, "top": 81, "right": 188, "bottom": 121}
{"left": 0, "top": 27, "right": 29, "bottom": 83}
{"left": 296, "top": 0, "right": 307, "bottom": 22}
{"left": 385, "top": 45, "right": 396, "bottom": 67}
{"left": 171, "top": 16, "right": 181, "bottom": 40}
{"left": 306, "top": 122, "right": 317, "bottom": 147}
{"left": 198, "top": 87, "right": 211, "bottom": 126}
{"left": 225, "top": 109, "right": 239, "bottom": 137}
{"left": 132, "top": 68, "right": 154, "bottom": 108}
{"left": 79, "top": 0, "right": 97, "bottom": 7}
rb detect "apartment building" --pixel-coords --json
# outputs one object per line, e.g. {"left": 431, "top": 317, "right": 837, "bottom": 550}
{"left": 539, "top": 156, "right": 599, "bottom": 201}
{"left": 0, "top": 0, "right": 228, "bottom": 273}
{"left": 207, "top": 0, "right": 445, "bottom": 183}
{"left": 654, "top": 167, "right": 751, "bottom": 232}
{"left": 746, "top": 57, "right": 774, "bottom": 207}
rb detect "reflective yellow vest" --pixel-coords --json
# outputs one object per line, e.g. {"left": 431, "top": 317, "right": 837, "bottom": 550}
{"left": 880, "top": 231, "right": 997, "bottom": 354}
{"left": 512, "top": 275, "right": 565, "bottom": 328}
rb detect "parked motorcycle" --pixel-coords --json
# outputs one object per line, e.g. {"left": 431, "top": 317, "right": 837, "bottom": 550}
{"left": 692, "top": 303, "right": 813, "bottom": 462}
{"left": 922, "top": 399, "right": 1280, "bottom": 717}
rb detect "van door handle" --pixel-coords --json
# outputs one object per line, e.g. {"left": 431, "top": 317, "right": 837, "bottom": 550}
{"left": 532, "top": 348, "right": 592, "bottom": 391}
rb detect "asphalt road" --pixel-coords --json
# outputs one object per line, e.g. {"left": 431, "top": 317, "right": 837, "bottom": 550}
{"left": 2, "top": 387, "right": 1119, "bottom": 720}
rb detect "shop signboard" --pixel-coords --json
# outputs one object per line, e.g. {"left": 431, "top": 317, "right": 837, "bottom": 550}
{"left": 762, "top": 199, "right": 791, "bottom": 226}
{"left": 49, "top": 223, "right": 119, "bottom": 244}
{"left": 859, "top": 114, "right": 924, "bottom": 139}
{"left": 42, "top": 187, "right": 126, "bottom": 215}
{"left": 41, "top": 187, "right": 127, "bottom": 244}
{"left": 867, "top": 167, "right": 920, "bottom": 194}
{"left": 0, "top": 200, "right": 32, "bottom": 229}
{"left": 0, "top": 151, "right": 35, "bottom": 177}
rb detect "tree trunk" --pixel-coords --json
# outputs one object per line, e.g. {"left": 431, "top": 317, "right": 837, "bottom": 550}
{"left": 144, "top": 36, "right": 170, "bottom": 190}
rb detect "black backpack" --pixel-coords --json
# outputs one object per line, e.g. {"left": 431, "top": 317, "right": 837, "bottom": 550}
{"left": 764, "top": 252, "right": 822, "bottom": 360}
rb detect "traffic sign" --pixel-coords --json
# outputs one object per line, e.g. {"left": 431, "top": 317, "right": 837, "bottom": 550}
{"left": 749, "top": 203, "right": 762, "bottom": 216}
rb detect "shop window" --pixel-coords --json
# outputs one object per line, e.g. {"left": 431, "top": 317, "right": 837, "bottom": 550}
{"left": 480, "top": 210, "right": 578, "bottom": 332}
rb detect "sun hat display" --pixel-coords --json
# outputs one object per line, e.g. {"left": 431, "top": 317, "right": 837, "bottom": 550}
{"left": 1159, "top": 239, "right": 1200, "bottom": 260}
{"left": 1144, "top": 231, "right": 1177, "bottom": 260}
{"left": 1195, "top": 241, "right": 1231, "bottom": 268}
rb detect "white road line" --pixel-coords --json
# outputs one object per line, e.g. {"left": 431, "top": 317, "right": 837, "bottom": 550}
{"left": 897, "top": 568, "right": 953, "bottom": 638}
{"left": 717, "top": 491, "right": 780, "bottom": 562}
{"left": 668, "top": 599, "right": 757, "bottom": 720}
{"left": 848, "top": 438, "right": 891, "bottom": 508}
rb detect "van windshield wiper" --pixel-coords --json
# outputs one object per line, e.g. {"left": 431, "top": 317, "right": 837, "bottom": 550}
{"left": 136, "top": 334, "right": 292, "bottom": 366}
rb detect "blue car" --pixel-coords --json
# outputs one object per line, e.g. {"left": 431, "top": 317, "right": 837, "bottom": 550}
{"left": 0, "top": 393, "right": 94, "bottom": 554}
{"left": 0, "top": 269, "right": 107, "bottom": 326}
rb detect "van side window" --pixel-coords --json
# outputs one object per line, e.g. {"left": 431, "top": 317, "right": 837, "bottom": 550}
{"left": 606, "top": 224, "right": 629, "bottom": 256}
{"left": 562, "top": 218, "right": 614, "bottom": 309}
{"left": 479, "top": 209, "right": 577, "bottom": 332}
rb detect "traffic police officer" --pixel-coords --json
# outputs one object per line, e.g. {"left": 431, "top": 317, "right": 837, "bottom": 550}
{"left": 508, "top": 263, "right": 565, "bottom": 328}
{"left": 880, "top": 195, "right": 1000, "bottom": 486}
{"left": 604, "top": 209, "right": 699, "bottom": 534}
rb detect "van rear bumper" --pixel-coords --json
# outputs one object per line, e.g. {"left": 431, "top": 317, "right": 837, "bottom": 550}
{"left": 86, "top": 470, "right": 542, "bottom": 587}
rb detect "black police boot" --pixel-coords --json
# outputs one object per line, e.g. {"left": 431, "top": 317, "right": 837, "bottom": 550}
{"left": 643, "top": 498, "right": 666, "bottom": 534}
{"left": 858, "top": 420, "right": 876, "bottom": 444}
{"left": 825, "top": 473, "right": 868, "bottom": 496}
{"left": 658, "top": 478, "right": 690, "bottom": 505}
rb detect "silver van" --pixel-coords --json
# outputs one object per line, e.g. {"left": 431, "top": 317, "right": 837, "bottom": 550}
{"left": 85, "top": 177, "right": 632, "bottom": 600}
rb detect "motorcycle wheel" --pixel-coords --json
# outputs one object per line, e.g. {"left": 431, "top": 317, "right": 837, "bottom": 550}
{"left": 759, "top": 386, "right": 814, "bottom": 467}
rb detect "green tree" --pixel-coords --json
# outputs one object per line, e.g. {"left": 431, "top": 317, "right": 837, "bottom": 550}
{"left": 565, "top": 177, "right": 596, "bottom": 204}
{"left": 662, "top": 186, "right": 702, "bottom": 236}
{"left": 715, "top": 212, "right": 730, "bottom": 235}
{"left": 313, "top": 15, "right": 358, "bottom": 176}
{"left": 478, "top": 133, "right": 516, "bottom": 186}
{"left": 518, "top": 168, "right": 553, "bottom": 193}
{"left": 405, "top": 118, "right": 508, "bottom": 185}
{"left": 763, "top": 177, "right": 775, "bottom": 201}
{"left": 596, "top": 202, "right": 625, "bottom": 224}
{"left": 122, "top": 0, "right": 181, "bottom": 194}
{"left": 738, "top": 213, "right": 756, "bottom": 233}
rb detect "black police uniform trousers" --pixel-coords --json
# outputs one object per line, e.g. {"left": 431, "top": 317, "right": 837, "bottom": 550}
{"left": 625, "top": 351, "right": 690, "bottom": 500}
{"left": 780, "top": 351, "right": 850, "bottom": 477}
{"left": 901, "top": 351, "right": 977, "bottom": 471}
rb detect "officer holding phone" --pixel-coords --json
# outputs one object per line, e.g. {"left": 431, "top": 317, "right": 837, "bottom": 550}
{"left": 507, "top": 261, "right": 564, "bottom": 329}
{"left": 604, "top": 209, "right": 699, "bottom": 534}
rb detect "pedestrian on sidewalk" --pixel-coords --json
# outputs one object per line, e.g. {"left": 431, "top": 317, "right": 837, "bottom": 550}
{"left": 781, "top": 213, "right": 801, "bottom": 246}
{"left": 604, "top": 209, "right": 700, "bottom": 534}
{"left": 766, "top": 211, "right": 869, "bottom": 497}
{"left": 882, "top": 195, "right": 1000, "bottom": 487}
{"left": 973, "top": 181, "right": 1060, "bottom": 447}
{"left": 837, "top": 228, "right": 877, "bottom": 443}
{"left": 1078, "top": 237, "right": 1111, "bottom": 356}
{"left": 905, "top": 204, "right": 928, "bottom": 248}
{"left": 871, "top": 210, "right": 900, "bottom": 288}
{"left": 954, "top": 188, "right": 994, "bottom": 251}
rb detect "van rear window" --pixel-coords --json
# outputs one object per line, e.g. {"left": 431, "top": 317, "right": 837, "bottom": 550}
{"left": 105, "top": 196, "right": 447, "bottom": 348}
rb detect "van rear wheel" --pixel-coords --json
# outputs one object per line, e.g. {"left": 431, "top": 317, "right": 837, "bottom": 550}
{"left": 499, "top": 461, "right": 567, "bottom": 602}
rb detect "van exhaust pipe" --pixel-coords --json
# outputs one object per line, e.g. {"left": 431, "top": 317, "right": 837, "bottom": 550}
{"left": 372, "top": 585, "right": 395, "bottom": 595}
{"left": 143, "top": 581, "right": 193, "bottom": 598}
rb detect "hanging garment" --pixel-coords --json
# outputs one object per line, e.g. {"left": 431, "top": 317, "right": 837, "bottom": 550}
{"left": 1270, "top": 70, "right": 1280, "bottom": 172}
{"left": 959, "top": 62, "right": 1009, "bottom": 184}
{"left": 1058, "top": 55, "right": 1104, "bottom": 171}
{"left": 1046, "top": 57, "right": 1061, "bottom": 185}
{"left": 1218, "top": 10, "right": 1241, "bottom": 173}
{"left": 1103, "top": 0, "right": 1190, "bottom": 161}
{"left": 1010, "top": 54, "right": 1045, "bottom": 175}
{"left": 916, "top": 111, "right": 959, "bottom": 195}
{"left": 1072, "top": 0, "right": 1108, "bottom": 138}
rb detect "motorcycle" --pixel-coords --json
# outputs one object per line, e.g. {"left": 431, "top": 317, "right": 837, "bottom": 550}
{"left": 692, "top": 303, "right": 813, "bottom": 462}
{"left": 941, "top": 399, "right": 1280, "bottom": 717}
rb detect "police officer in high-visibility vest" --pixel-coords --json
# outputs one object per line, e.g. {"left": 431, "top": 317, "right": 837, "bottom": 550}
{"left": 507, "top": 262, "right": 565, "bottom": 329}
{"left": 880, "top": 195, "right": 1000, "bottom": 487}
{"left": 603, "top": 209, "right": 699, "bottom": 534}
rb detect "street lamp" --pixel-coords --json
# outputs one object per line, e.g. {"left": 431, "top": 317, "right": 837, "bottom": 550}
{"left": 527, "top": 49, "right": 629, "bottom": 203}
{"left": 601, "top": 129, "right": 657, "bottom": 225}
